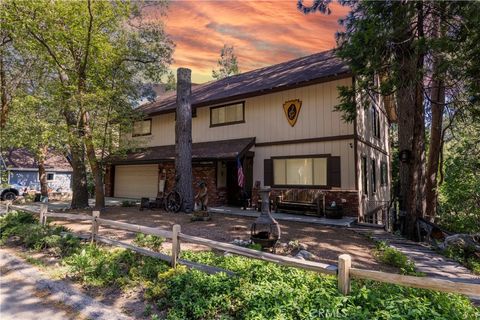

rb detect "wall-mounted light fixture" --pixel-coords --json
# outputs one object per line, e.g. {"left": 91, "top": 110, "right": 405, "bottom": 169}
{"left": 399, "top": 149, "right": 411, "bottom": 163}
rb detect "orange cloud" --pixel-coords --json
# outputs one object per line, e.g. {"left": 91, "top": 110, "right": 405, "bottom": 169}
{"left": 160, "top": 1, "right": 349, "bottom": 83}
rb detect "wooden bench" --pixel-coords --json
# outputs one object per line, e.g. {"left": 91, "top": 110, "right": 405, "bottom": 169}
{"left": 274, "top": 189, "right": 325, "bottom": 216}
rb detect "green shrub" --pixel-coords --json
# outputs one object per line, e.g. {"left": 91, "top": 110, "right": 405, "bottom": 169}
{"left": 0, "top": 211, "right": 79, "bottom": 256}
{"left": 0, "top": 211, "right": 37, "bottom": 241}
{"left": 157, "top": 251, "right": 478, "bottom": 320}
{"left": 133, "top": 233, "right": 165, "bottom": 252}
{"left": 443, "top": 244, "right": 480, "bottom": 275}
{"left": 121, "top": 200, "right": 137, "bottom": 207}
{"left": 247, "top": 243, "right": 262, "bottom": 251}
{"left": 373, "top": 241, "right": 418, "bottom": 275}
{"left": 1, "top": 211, "right": 478, "bottom": 319}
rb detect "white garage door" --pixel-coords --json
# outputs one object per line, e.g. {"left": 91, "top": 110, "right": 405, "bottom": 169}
{"left": 114, "top": 164, "right": 158, "bottom": 198}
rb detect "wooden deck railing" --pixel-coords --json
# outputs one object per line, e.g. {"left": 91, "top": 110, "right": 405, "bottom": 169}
{"left": 2, "top": 202, "right": 479, "bottom": 297}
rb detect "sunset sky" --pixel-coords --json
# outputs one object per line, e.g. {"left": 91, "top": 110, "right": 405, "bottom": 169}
{"left": 159, "top": 0, "right": 349, "bottom": 83}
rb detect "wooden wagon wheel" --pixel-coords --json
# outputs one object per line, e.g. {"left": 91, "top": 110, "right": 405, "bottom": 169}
{"left": 165, "top": 191, "right": 182, "bottom": 213}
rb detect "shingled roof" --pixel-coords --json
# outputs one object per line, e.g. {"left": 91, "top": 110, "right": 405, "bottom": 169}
{"left": 1, "top": 148, "right": 72, "bottom": 172}
{"left": 138, "top": 50, "right": 350, "bottom": 116}
{"left": 110, "top": 137, "right": 255, "bottom": 164}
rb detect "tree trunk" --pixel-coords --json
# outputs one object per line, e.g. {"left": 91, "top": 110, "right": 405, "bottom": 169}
{"left": 425, "top": 3, "right": 446, "bottom": 221}
{"left": 395, "top": 1, "right": 426, "bottom": 240}
{"left": 83, "top": 111, "right": 105, "bottom": 210}
{"left": 68, "top": 138, "right": 89, "bottom": 209}
{"left": 0, "top": 47, "right": 8, "bottom": 129}
{"left": 175, "top": 68, "right": 193, "bottom": 213}
{"left": 37, "top": 146, "right": 48, "bottom": 197}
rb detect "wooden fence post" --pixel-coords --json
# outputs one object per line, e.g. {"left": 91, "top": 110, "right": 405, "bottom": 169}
{"left": 172, "top": 224, "right": 181, "bottom": 268}
{"left": 338, "top": 254, "right": 351, "bottom": 295}
{"left": 91, "top": 211, "right": 100, "bottom": 243}
{"left": 39, "top": 203, "right": 48, "bottom": 226}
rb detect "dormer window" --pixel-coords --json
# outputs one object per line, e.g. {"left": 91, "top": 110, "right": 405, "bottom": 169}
{"left": 132, "top": 119, "right": 152, "bottom": 137}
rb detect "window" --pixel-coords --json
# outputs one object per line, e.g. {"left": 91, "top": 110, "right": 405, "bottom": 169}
{"left": 380, "top": 162, "right": 388, "bottom": 186}
{"left": 371, "top": 159, "right": 377, "bottom": 193}
{"left": 361, "top": 156, "right": 368, "bottom": 195}
{"left": 273, "top": 157, "right": 327, "bottom": 186}
{"left": 132, "top": 119, "right": 152, "bottom": 136}
{"left": 372, "top": 106, "right": 381, "bottom": 138}
{"left": 46, "top": 173, "right": 55, "bottom": 181}
{"left": 210, "top": 102, "right": 245, "bottom": 127}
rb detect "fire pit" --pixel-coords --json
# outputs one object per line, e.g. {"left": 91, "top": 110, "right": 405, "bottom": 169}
{"left": 251, "top": 188, "right": 281, "bottom": 251}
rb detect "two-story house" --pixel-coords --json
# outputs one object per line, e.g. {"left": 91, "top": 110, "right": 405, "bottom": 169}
{"left": 105, "top": 50, "right": 391, "bottom": 221}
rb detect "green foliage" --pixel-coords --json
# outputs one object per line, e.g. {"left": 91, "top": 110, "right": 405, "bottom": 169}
{"left": 439, "top": 119, "right": 480, "bottom": 234}
{"left": 246, "top": 243, "right": 262, "bottom": 251}
{"left": 0, "top": 211, "right": 80, "bottom": 257}
{"left": 443, "top": 243, "right": 480, "bottom": 275}
{"left": 212, "top": 44, "right": 240, "bottom": 80}
{"left": 0, "top": 211, "right": 37, "bottom": 235}
{"left": 1, "top": 212, "right": 478, "bottom": 319}
{"left": 1, "top": 0, "right": 175, "bottom": 203}
{"left": 121, "top": 200, "right": 137, "bottom": 207}
{"left": 373, "top": 242, "right": 418, "bottom": 276}
{"left": 133, "top": 233, "right": 165, "bottom": 252}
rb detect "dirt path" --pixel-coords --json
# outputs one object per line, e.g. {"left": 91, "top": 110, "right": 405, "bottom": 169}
{"left": 50, "top": 207, "right": 397, "bottom": 272}
{"left": 0, "top": 249, "right": 132, "bottom": 320}
{"left": 0, "top": 267, "right": 80, "bottom": 320}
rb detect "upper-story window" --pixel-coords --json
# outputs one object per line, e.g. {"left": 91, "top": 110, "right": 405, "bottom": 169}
{"left": 210, "top": 102, "right": 245, "bottom": 127}
{"left": 372, "top": 106, "right": 381, "bottom": 139}
{"left": 132, "top": 119, "right": 152, "bottom": 137}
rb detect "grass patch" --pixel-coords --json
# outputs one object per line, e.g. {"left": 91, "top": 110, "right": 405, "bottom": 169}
{"left": 25, "top": 256, "right": 47, "bottom": 267}
{"left": 1, "top": 211, "right": 478, "bottom": 320}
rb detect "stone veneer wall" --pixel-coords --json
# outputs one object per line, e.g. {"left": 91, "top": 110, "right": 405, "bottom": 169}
{"left": 105, "top": 165, "right": 114, "bottom": 197}
{"left": 158, "top": 162, "right": 227, "bottom": 207}
{"left": 252, "top": 187, "right": 359, "bottom": 217}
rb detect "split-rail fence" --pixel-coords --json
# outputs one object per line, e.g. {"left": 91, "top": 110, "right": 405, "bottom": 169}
{"left": 2, "top": 202, "right": 479, "bottom": 298}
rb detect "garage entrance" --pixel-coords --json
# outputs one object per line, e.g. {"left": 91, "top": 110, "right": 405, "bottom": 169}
{"left": 114, "top": 164, "right": 158, "bottom": 198}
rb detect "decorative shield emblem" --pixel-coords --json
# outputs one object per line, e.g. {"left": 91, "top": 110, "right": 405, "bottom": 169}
{"left": 283, "top": 99, "right": 302, "bottom": 127}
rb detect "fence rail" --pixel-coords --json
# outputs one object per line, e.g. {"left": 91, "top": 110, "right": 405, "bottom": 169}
{"left": 1, "top": 202, "right": 479, "bottom": 298}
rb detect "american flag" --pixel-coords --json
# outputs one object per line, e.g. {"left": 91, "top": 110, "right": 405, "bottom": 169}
{"left": 237, "top": 157, "right": 245, "bottom": 188}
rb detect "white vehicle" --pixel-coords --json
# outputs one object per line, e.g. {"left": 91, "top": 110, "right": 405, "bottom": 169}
{"left": 0, "top": 185, "right": 27, "bottom": 201}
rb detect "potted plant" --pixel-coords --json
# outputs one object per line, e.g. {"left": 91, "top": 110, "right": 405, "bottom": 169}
{"left": 325, "top": 200, "right": 344, "bottom": 219}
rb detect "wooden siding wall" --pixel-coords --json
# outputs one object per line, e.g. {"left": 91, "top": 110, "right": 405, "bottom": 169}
{"left": 128, "top": 78, "right": 354, "bottom": 147}
{"left": 127, "top": 78, "right": 358, "bottom": 190}
{"left": 355, "top": 91, "right": 391, "bottom": 217}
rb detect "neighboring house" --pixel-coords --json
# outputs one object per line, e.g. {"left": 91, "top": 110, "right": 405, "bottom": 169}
{"left": 106, "top": 50, "right": 391, "bottom": 221}
{"left": 0, "top": 148, "right": 73, "bottom": 193}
